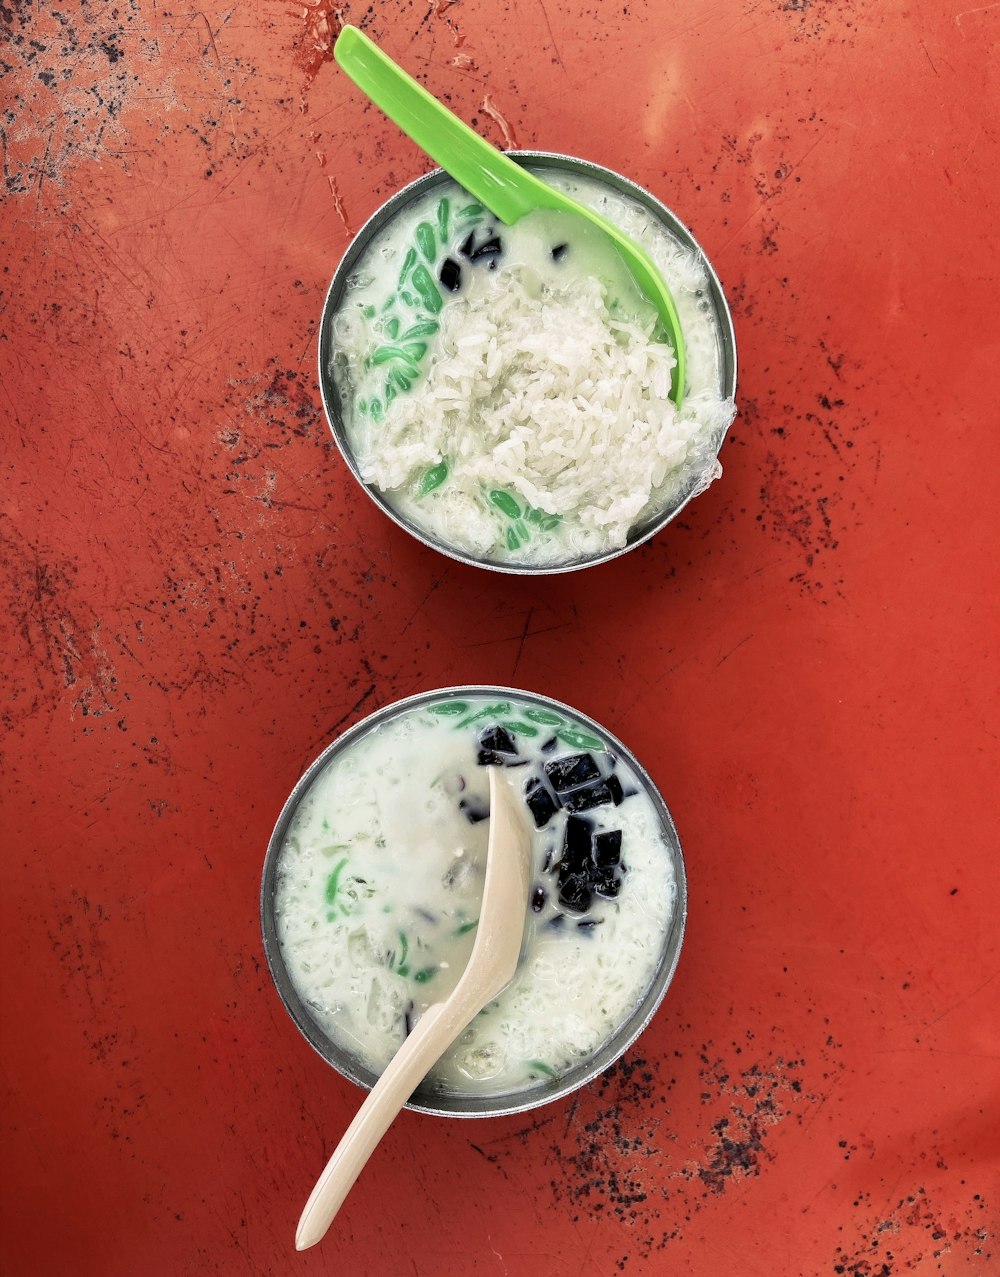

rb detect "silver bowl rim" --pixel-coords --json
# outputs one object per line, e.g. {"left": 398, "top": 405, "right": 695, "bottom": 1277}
{"left": 260, "top": 683, "right": 688, "bottom": 1119}
{"left": 317, "top": 150, "right": 738, "bottom": 576}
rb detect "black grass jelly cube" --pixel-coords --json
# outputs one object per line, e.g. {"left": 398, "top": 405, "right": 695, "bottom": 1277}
{"left": 558, "top": 815, "right": 593, "bottom": 879}
{"left": 544, "top": 753, "right": 601, "bottom": 794}
{"left": 593, "top": 829, "right": 622, "bottom": 868}
{"left": 558, "top": 873, "right": 592, "bottom": 914}
{"left": 477, "top": 724, "right": 519, "bottom": 766}
{"left": 524, "top": 776, "right": 557, "bottom": 829}
{"left": 561, "top": 780, "right": 614, "bottom": 813}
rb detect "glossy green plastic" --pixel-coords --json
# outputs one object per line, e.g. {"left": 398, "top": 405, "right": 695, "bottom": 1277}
{"left": 333, "top": 25, "right": 686, "bottom": 405}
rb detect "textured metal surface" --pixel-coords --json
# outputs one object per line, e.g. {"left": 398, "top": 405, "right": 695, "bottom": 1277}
{"left": 2, "top": 0, "right": 998, "bottom": 1273}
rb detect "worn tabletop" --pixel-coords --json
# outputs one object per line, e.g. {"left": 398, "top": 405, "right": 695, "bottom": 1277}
{"left": 2, "top": 0, "right": 997, "bottom": 1273}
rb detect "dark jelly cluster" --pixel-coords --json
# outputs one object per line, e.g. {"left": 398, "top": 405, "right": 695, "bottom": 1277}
{"left": 470, "top": 725, "right": 628, "bottom": 918}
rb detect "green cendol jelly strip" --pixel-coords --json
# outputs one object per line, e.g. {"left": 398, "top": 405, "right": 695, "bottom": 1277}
{"left": 398, "top": 247, "right": 418, "bottom": 289}
{"left": 524, "top": 506, "right": 561, "bottom": 532}
{"left": 436, "top": 197, "right": 450, "bottom": 244}
{"left": 486, "top": 488, "right": 561, "bottom": 550}
{"left": 401, "top": 319, "right": 439, "bottom": 339}
{"left": 415, "top": 221, "right": 436, "bottom": 261}
{"left": 410, "top": 263, "right": 443, "bottom": 314}
{"left": 324, "top": 857, "right": 349, "bottom": 907}
{"left": 497, "top": 719, "right": 539, "bottom": 736}
{"left": 456, "top": 702, "right": 513, "bottom": 728}
{"left": 429, "top": 696, "right": 604, "bottom": 759}
{"left": 358, "top": 198, "right": 475, "bottom": 424}
{"left": 418, "top": 460, "right": 449, "bottom": 495}
{"left": 370, "top": 344, "right": 419, "bottom": 369}
{"left": 524, "top": 707, "right": 563, "bottom": 725}
{"left": 557, "top": 727, "right": 605, "bottom": 751}
{"left": 488, "top": 488, "right": 521, "bottom": 518}
{"left": 394, "top": 929, "right": 410, "bottom": 977}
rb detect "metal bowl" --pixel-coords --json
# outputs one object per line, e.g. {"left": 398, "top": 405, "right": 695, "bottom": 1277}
{"left": 318, "top": 152, "right": 737, "bottom": 575}
{"left": 260, "top": 685, "right": 688, "bottom": 1118}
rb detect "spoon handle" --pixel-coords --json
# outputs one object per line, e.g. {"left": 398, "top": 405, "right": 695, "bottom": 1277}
{"left": 334, "top": 25, "right": 544, "bottom": 224}
{"left": 295, "top": 1001, "right": 459, "bottom": 1250}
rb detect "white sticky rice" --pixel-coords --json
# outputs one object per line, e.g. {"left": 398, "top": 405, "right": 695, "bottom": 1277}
{"left": 361, "top": 272, "right": 706, "bottom": 549}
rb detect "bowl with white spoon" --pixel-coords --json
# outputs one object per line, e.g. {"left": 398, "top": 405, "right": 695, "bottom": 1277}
{"left": 261, "top": 686, "right": 687, "bottom": 1242}
{"left": 261, "top": 686, "right": 687, "bottom": 1105}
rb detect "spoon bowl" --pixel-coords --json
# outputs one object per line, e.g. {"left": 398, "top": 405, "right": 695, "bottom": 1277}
{"left": 334, "top": 24, "right": 686, "bottom": 404}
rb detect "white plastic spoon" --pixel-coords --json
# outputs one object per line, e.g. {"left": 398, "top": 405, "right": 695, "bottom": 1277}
{"left": 295, "top": 766, "right": 532, "bottom": 1250}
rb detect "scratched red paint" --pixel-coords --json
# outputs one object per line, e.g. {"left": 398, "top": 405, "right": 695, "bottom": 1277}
{"left": 1, "top": 0, "right": 997, "bottom": 1274}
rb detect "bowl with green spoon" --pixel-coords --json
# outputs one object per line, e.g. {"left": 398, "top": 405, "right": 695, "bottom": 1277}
{"left": 335, "top": 24, "right": 687, "bottom": 405}
{"left": 319, "top": 29, "right": 737, "bottom": 573}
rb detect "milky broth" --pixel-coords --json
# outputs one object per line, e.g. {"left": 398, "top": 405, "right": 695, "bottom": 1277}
{"left": 273, "top": 694, "right": 677, "bottom": 1097}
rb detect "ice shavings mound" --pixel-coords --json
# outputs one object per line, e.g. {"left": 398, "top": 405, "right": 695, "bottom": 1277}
{"left": 353, "top": 271, "right": 726, "bottom": 555}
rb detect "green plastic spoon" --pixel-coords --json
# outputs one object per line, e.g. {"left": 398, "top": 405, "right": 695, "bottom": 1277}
{"left": 334, "top": 25, "right": 686, "bottom": 406}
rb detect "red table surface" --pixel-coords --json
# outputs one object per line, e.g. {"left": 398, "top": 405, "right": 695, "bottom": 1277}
{"left": 2, "top": 1, "right": 998, "bottom": 1273}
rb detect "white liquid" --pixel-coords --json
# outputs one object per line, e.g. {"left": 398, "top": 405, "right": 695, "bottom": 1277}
{"left": 273, "top": 695, "right": 677, "bottom": 1097}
